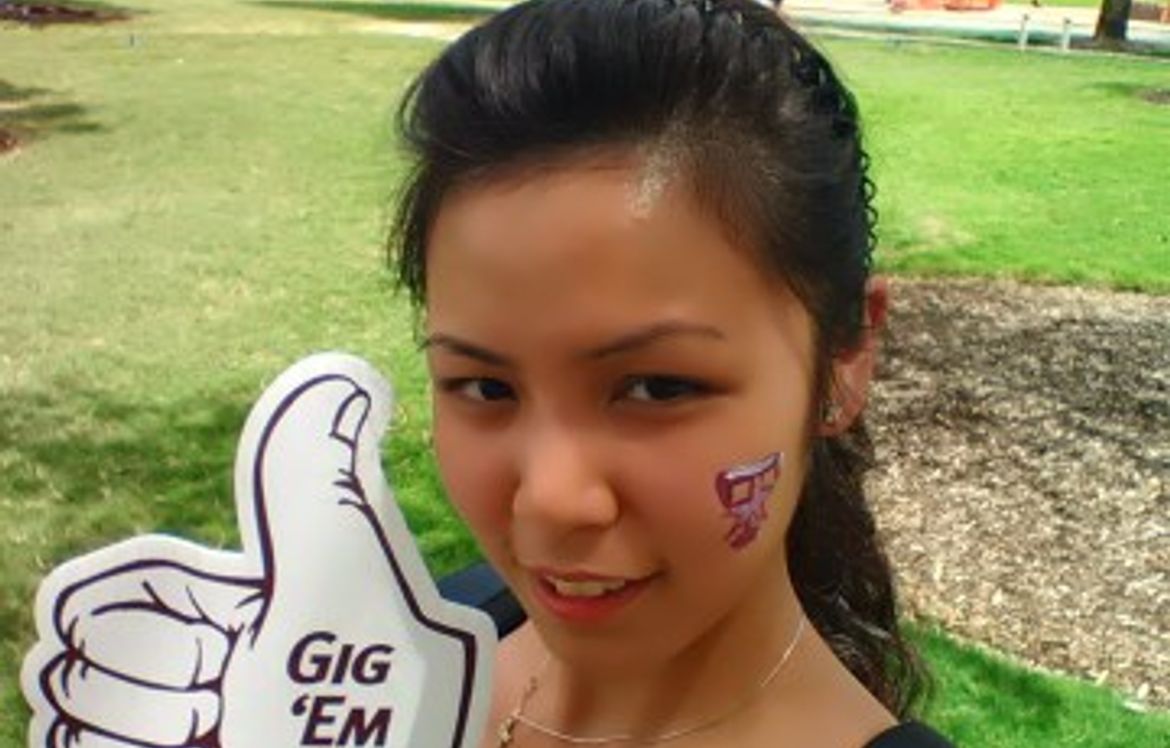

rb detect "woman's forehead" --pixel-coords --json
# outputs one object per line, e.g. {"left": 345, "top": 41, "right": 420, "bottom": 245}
{"left": 424, "top": 160, "right": 806, "bottom": 355}
{"left": 433, "top": 163, "right": 723, "bottom": 290}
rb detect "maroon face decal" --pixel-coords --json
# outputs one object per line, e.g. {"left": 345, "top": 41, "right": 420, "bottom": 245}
{"left": 715, "top": 453, "right": 782, "bottom": 549}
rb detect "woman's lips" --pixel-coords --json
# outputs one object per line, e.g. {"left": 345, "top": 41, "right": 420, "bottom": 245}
{"left": 528, "top": 569, "right": 655, "bottom": 624}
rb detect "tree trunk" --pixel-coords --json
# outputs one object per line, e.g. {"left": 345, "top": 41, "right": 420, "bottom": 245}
{"left": 1094, "top": 0, "right": 1133, "bottom": 45}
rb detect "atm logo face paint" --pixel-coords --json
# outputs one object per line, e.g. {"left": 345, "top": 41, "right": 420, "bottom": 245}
{"left": 715, "top": 452, "right": 782, "bottom": 549}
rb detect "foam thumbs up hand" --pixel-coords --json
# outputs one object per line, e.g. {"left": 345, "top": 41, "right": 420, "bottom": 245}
{"left": 22, "top": 353, "right": 496, "bottom": 748}
{"left": 216, "top": 356, "right": 495, "bottom": 747}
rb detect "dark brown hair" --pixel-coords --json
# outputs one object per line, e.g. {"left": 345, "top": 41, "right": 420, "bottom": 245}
{"left": 391, "top": 0, "right": 926, "bottom": 717}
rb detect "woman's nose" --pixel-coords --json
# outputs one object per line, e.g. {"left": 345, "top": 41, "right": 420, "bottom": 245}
{"left": 512, "top": 424, "right": 619, "bottom": 531}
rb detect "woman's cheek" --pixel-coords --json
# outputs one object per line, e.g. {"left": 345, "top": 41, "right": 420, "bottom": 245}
{"left": 619, "top": 449, "right": 732, "bottom": 548}
{"left": 623, "top": 419, "right": 781, "bottom": 539}
{"left": 434, "top": 419, "right": 510, "bottom": 539}
{"left": 712, "top": 451, "right": 784, "bottom": 551}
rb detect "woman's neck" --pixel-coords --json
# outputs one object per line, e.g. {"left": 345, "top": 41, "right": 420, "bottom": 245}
{"left": 519, "top": 570, "right": 806, "bottom": 742}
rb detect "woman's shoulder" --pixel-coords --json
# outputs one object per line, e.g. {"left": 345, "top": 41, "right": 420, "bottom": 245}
{"left": 863, "top": 722, "right": 955, "bottom": 748}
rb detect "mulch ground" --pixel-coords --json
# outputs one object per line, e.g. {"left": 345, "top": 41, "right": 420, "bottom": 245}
{"left": 868, "top": 277, "right": 1168, "bottom": 708}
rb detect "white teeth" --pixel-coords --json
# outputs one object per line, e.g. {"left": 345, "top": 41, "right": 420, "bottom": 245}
{"left": 546, "top": 577, "right": 629, "bottom": 598}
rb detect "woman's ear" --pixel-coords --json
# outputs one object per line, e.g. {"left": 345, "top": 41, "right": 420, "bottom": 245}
{"left": 818, "top": 277, "right": 889, "bottom": 437}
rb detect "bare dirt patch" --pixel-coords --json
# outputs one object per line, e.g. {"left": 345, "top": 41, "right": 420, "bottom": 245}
{"left": 1141, "top": 88, "right": 1170, "bottom": 106}
{"left": 0, "top": 1, "right": 128, "bottom": 26}
{"left": 869, "top": 277, "right": 1168, "bottom": 708}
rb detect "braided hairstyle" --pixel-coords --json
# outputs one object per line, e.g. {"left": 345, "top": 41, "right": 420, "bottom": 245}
{"left": 392, "top": 0, "right": 927, "bottom": 717}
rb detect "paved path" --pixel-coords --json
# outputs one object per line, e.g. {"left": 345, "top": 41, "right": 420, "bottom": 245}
{"left": 784, "top": 0, "right": 1170, "bottom": 50}
{"left": 359, "top": 1, "right": 1170, "bottom": 53}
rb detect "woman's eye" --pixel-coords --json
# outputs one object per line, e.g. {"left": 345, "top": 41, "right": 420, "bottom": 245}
{"left": 619, "top": 376, "right": 708, "bottom": 403}
{"left": 441, "top": 378, "right": 515, "bottom": 402}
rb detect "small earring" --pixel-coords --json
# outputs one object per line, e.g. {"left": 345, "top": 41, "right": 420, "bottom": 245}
{"left": 822, "top": 401, "right": 842, "bottom": 426}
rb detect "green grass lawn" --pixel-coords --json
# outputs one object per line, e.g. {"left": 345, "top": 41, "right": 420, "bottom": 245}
{"left": 1, "top": 1, "right": 1167, "bottom": 745}
{"left": 1039, "top": 0, "right": 1114, "bottom": 8}
{"left": 1019, "top": 0, "right": 1108, "bottom": 7}
{"left": 912, "top": 623, "right": 1170, "bottom": 747}
{"left": 831, "top": 39, "right": 1170, "bottom": 291}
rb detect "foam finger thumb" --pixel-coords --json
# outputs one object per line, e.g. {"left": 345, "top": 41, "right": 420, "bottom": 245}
{"left": 219, "top": 353, "right": 494, "bottom": 748}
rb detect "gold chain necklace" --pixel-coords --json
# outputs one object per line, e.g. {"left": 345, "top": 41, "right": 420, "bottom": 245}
{"left": 497, "top": 617, "right": 805, "bottom": 746}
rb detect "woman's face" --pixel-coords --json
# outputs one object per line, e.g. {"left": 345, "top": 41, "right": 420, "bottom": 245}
{"left": 424, "top": 157, "right": 818, "bottom": 669}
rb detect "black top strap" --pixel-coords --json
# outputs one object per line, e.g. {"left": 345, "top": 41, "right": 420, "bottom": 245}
{"left": 865, "top": 722, "right": 956, "bottom": 748}
{"left": 437, "top": 560, "right": 527, "bottom": 638}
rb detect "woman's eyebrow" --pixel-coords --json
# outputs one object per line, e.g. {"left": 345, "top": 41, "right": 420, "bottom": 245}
{"left": 422, "top": 322, "right": 725, "bottom": 366}
{"left": 584, "top": 321, "right": 726, "bottom": 360}
{"left": 420, "top": 334, "right": 513, "bottom": 366}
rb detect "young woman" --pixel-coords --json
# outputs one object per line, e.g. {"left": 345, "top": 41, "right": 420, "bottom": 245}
{"left": 394, "top": 1, "right": 954, "bottom": 745}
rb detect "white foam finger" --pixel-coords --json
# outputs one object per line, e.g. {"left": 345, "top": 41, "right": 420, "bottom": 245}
{"left": 47, "top": 719, "right": 187, "bottom": 748}
{"left": 66, "top": 608, "right": 229, "bottom": 688}
{"left": 217, "top": 354, "right": 495, "bottom": 748}
{"left": 238, "top": 374, "right": 378, "bottom": 582}
{"left": 43, "top": 654, "right": 219, "bottom": 746}
{"left": 56, "top": 557, "right": 263, "bottom": 644}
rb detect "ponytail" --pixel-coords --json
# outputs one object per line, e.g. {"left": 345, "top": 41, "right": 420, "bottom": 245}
{"left": 789, "top": 418, "right": 929, "bottom": 716}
